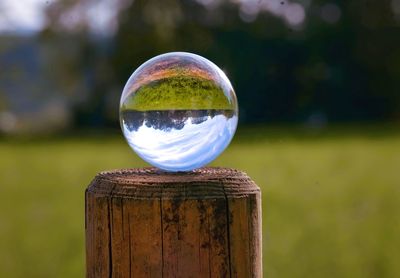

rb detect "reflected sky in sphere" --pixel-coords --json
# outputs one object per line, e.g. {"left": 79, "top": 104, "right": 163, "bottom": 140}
{"left": 120, "top": 52, "right": 238, "bottom": 172}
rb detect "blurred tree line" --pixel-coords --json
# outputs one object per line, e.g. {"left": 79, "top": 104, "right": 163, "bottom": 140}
{"left": 38, "top": 0, "right": 400, "bottom": 127}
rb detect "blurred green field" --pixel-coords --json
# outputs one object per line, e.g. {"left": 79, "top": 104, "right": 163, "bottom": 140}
{"left": 1, "top": 125, "right": 399, "bottom": 278}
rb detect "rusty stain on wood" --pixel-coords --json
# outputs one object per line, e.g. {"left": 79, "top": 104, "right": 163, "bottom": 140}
{"left": 85, "top": 167, "right": 262, "bottom": 277}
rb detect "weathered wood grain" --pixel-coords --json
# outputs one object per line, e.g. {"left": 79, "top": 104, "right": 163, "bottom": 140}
{"left": 85, "top": 167, "right": 262, "bottom": 277}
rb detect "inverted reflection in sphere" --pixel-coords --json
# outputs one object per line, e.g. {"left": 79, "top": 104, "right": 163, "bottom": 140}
{"left": 120, "top": 52, "right": 238, "bottom": 172}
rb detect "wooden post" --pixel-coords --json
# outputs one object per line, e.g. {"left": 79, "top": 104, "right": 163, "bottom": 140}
{"left": 85, "top": 167, "right": 262, "bottom": 277}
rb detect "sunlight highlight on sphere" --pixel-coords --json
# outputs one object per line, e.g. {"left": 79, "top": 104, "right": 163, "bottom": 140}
{"left": 120, "top": 52, "right": 238, "bottom": 172}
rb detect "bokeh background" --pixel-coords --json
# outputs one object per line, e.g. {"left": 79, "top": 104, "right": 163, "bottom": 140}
{"left": 1, "top": 0, "right": 399, "bottom": 277}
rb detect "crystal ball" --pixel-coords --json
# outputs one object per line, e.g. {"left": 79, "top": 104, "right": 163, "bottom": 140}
{"left": 120, "top": 52, "right": 238, "bottom": 172}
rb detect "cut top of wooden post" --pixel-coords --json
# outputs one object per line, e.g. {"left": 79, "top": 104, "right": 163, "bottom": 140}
{"left": 87, "top": 167, "right": 260, "bottom": 199}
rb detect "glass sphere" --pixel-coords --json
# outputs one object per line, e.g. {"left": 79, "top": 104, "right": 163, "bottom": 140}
{"left": 120, "top": 52, "right": 238, "bottom": 172}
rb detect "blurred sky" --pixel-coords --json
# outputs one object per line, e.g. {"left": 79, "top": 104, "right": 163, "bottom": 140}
{"left": 0, "top": 0, "right": 46, "bottom": 34}
{"left": 0, "top": 0, "right": 122, "bottom": 35}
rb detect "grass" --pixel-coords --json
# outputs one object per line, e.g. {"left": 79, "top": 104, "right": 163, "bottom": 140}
{"left": 0, "top": 124, "right": 399, "bottom": 277}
